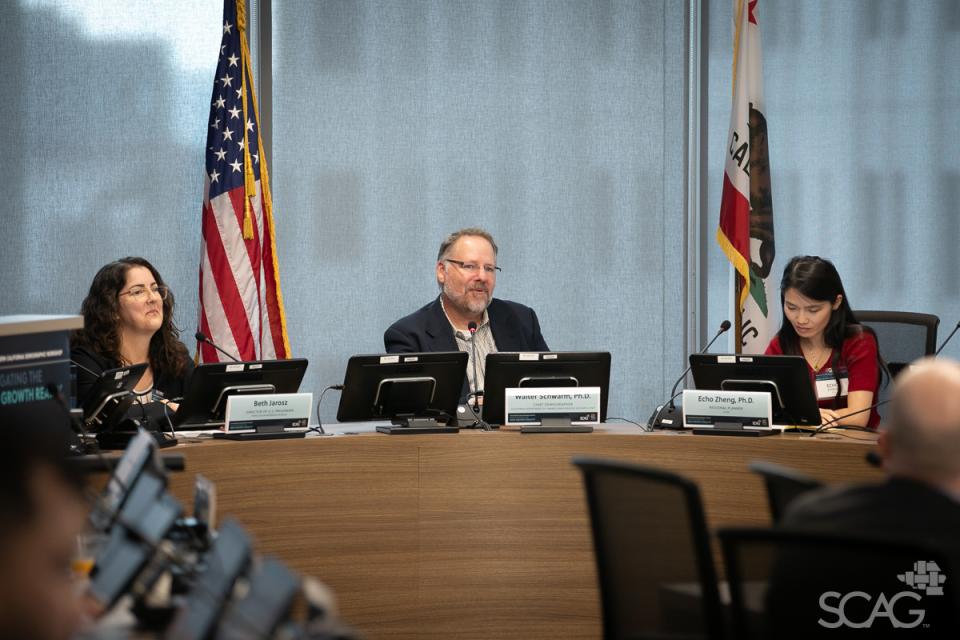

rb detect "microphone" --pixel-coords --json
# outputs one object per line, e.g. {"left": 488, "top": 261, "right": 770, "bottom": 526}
{"left": 195, "top": 331, "right": 240, "bottom": 362}
{"left": 648, "top": 320, "right": 732, "bottom": 430}
{"left": 466, "top": 321, "right": 490, "bottom": 431}
{"left": 935, "top": 320, "right": 960, "bottom": 356}
{"left": 72, "top": 359, "right": 102, "bottom": 378}
{"left": 809, "top": 397, "right": 891, "bottom": 437}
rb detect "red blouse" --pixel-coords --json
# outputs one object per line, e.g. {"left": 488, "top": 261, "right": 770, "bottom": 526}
{"left": 765, "top": 330, "right": 880, "bottom": 429}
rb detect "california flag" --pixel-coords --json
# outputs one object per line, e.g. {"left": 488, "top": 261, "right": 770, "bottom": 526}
{"left": 717, "top": 0, "right": 776, "bottom": 354}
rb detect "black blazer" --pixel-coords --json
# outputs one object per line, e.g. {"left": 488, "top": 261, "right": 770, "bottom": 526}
{"left": 72, "top": 344, "right": 194, "bottom": 405}
{"left": 384, "top": 297, "right": 549, "bottom": 355}
{"left": 783, "top": 477, "right": 960, "bottom": 579}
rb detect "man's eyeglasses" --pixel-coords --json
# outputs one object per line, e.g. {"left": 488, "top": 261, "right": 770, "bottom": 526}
{"left": 119, "top": 285, "right": 169, "bottom": 302}
{"left": 445, "top": 259, "right": 501, "bottom": 275}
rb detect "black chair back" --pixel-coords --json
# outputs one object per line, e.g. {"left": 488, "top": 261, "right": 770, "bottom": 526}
{"left": 855, "top": 310, "right": 939, "bottom": 374}
{"left": 853, "top": 311, "right": 939, "bottom": 418}
{"left": 748, "top": 461, "right": 822, "bottom": 524}
{"left": 573, "top": 457, "right": 725, "bottom": 640}
{"left": 719, "top": 527, "right": 958, "bottom": 640}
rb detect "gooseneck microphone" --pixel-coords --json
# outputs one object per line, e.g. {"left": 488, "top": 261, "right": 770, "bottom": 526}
{"left": 667, "top": 320, "right": 732, "bottom": 406}
{"left": 195, "top": 331, "right": 241, "bottom": 362}
{"left": 809, "top": 397, "right": 891, "bottom": 437}
{"left": 71, "top": 359, "right": 102, "bottom": 378}
{"left": 648, "top": 320, "right": 732, "bottom": 430}
{"left": 935, "top": 320, "right": 960, "bottom": 356}
{"left": 467, "top": 322, "right": 480, "bottom": 413}
{"left": 464, "top": 321, "right": 492, "bottom": 431}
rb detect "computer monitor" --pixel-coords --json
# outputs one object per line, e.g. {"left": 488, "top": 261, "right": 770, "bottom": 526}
{"left": 173, "top": 359, "right": 309, "bottom": 428}
{"left": 80, "top": 363, "right": 148, "bottom": 432}
{"left": 688, "top": 354, "right": 821, "bottom": 427}
{"left": 481, "top": 352, "right": 612, "bottom": 426}
{"left": 165, "top": 519, "right": 252, "bottom": 639}
{"left": 335, "top": 352, "right": 468, "bottom": 433}
{"left": 87, "top": 472, "right": 182, "bottom": 609}
{"left": 89, "top": 428, "right": 163, "bottom": 532}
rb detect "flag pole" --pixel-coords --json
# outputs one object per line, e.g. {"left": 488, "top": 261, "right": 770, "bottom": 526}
{"left": 734, "top": 276, "right": 743, "bottom": 354}
{"left": 731, "top": 0, "right": 745, "bottom": 355}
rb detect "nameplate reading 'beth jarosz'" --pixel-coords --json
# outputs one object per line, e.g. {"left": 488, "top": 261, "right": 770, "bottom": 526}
{"left": 224, "top": 393, "right": 312, "bottom": 432}
{"left": 505, "top": 386, "right": 601, "bottom": 425}
{"left": 682, "top": 389, "right": 773, "bottom": 430}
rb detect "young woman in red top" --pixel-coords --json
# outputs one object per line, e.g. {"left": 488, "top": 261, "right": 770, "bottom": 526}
{"left": 765, "top": 256, "right": 882, "bottom": 429}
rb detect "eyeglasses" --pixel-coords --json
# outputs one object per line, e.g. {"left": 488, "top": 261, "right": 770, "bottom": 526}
{"left": 445, "top": 259, "right": 501, "bottom": 275}
{"left": 119, "top": 285, "right": 169, "bottom": 302}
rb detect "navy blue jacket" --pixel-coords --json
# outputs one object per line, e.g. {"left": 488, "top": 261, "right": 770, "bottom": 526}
{"left": 384, "top": 297, "right": 549, "bottom": 355}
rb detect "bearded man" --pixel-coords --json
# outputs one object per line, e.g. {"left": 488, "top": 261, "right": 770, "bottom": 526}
{"left": 384, "top": 227, "right": 549, "bottom": 399}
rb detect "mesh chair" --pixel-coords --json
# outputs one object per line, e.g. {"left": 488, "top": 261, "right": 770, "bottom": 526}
{"left": 573, "top": 457, "right": 726, "bottom": 640}
{"left": 854, "top": 310, "right": 939, "bottom": 377}
{"left": 718, "top": 528, "right": 958, "bottom": 640}
{"left": 854, "top": 311, "right": 939, "bottom": 419}
{"left": 748, "top": 461, "right": 822, "bottom": 524}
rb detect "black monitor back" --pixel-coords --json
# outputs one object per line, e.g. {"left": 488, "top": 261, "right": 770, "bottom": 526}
{"left": 689, "top": 353, "right": 821, "bottom": 427}
{"left": 336, "top": 352, "right": 467, "bottom": 422}
{"left": 81, "top": 363, "right": 148, "bottom": 431}
{"left": 173, "top": 358, "right": 308, "bottom": 428}
{"left": 482, "top": 352, "right": 611, "bottom": 426}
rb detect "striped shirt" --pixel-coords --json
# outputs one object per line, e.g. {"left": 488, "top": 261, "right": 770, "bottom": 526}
{"left": 440, "top": 297, "right": 497, "bottom": 395}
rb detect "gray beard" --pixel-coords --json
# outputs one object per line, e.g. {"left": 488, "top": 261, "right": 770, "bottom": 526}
{"left": 443, "top": 284, "right": 491, "bottom": 316}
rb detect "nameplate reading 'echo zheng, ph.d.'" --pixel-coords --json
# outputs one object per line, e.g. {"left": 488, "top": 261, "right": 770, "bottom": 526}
{"left": 505, "top": 387, "right": 601, "bottom": 425}
{"left": 224, "top": 393, "right": 312, "bottom": 433}
{"left": 682, "top": 389, "right": 773, "bottom": 430}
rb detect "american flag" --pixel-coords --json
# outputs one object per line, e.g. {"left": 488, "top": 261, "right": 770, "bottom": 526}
{"left": 198, "top": 0, "right": 290, "bottom": 362}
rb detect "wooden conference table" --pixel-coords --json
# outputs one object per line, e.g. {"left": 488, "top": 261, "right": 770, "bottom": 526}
{"left": 165, "top": 425, "right": 882, "bottom": 639}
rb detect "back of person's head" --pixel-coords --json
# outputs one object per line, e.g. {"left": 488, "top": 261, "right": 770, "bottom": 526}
{"left": 882, "top": 358, "right": 960, "bottom": 487}
{"left": 777, "top": 255, "right": 859, "bottom": 351}
{"left": 0, "top": 402, "right": 87, "bottom": 640}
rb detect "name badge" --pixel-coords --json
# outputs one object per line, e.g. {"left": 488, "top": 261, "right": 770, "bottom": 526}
{"left": 224, "top": 393, "right": 312, "bottom": 432}
{"left": 815, "top": 372, "right": 848, "bottom": 400}
{"left": 505, "top": 387, "right": 601, "bottom": 425}
{"left": 682, "top": 389, "right": 773, "bottom": 429}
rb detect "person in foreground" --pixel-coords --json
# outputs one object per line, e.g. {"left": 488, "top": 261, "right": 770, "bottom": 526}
{"left": 765, "top": 255, "right": 881, "bottom": 428}
{"left": 384, "top": 228, "right": 549, "bottom": 398}
{"left": 0, "top": 403, "right": 89, "bottom": 639}
{"left": 783, "top": 357, "right": 960, "bottom": 568}
{"left": 72, "top": 257, "right": 193, "bottom": 410}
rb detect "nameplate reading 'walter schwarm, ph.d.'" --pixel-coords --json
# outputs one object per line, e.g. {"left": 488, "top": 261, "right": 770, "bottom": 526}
{"left": 505, "top": 387, "right": 601, "bottom": 425}
{"left": 682, "top": 389, "right": 773, "bottom": 430}
{"left": 224, "top": 393, "right": 312, "bottom": 433}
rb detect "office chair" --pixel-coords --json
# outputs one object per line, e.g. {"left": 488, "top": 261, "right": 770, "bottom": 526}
{"left": 854, "top": 311, "right": 939, "bottom": 419}
{"left": 854, "top": 310, "right": 939, "bottom": 377}
{"left": 573, "top": 457, "right": 726, "bottom": 640}
{"left": 718, "top": 527, "right": 957, "bottom": 640}
{"left": 748, "top": 461, "right": 823, "bottom": 524}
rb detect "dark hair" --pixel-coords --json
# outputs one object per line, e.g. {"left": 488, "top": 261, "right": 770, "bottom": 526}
{"left": 776, "top": 255, "right": 883, "bottom": 407}
{"left": 72, "top": 257, "right": 189, "bottom": 377}
{"left": 0, "top": 402, "right": 84, "bottom": 541}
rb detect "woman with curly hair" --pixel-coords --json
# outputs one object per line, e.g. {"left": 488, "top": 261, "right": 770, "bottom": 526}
{"left": 72, "top": 257, "right": 193, "bottom": 408}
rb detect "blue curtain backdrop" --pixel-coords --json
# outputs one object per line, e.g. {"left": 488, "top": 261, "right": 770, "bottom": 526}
{"left": 705, "top": 0, "right": 960, "bottom": 357}
{"left": 1, "top": 0, "right": 688, "bottom": 423}
{"left": 4, "top": 1, "right": 953, "bottom": 420}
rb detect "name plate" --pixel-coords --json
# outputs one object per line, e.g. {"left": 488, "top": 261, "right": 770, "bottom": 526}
{"left": 505, "top": 387, "right": 601, "bottom": 425}
{"left": 224, "top": 393, "right": 312, "bottom": 432}
{"left": 682, "top": 389, "right": 773, "bottom": 430}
